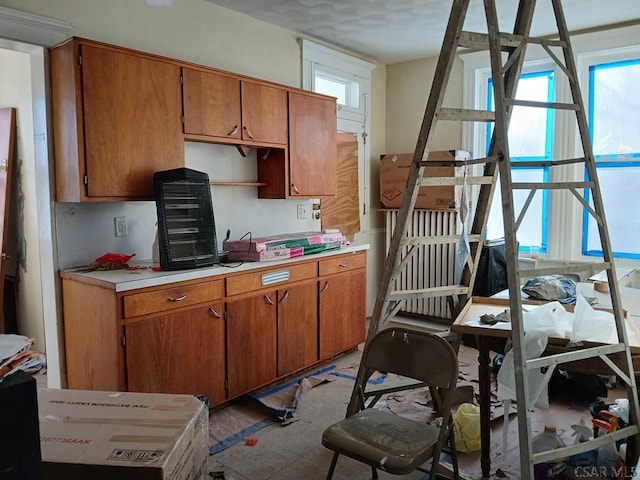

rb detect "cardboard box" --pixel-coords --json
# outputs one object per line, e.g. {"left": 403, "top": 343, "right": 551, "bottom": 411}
{"left": 380, "top": 150, "right": 471, "bottom": 210}
{"left": 38, "top": 388, "right": 209, "bottom": 480}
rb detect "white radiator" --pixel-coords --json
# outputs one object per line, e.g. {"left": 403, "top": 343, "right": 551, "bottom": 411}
{"left": 385, "top": 209, "right": 458, "bottom": 319}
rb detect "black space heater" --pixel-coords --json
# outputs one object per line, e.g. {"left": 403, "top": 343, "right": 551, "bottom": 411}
{"left": 154, "top": 167, "right": 219, "bottom": 270}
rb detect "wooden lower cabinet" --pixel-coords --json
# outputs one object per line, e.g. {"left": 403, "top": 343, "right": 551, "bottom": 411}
{"left": 124, "top": 302, "right": 226, "bottom": 406}
{"left": 319, "top": 266, "right": 367, "bottom": 359}
{"left": 226, "top": 290, "right": 277, "bottom": 399}
{"left": 277, "top": 282, "right": 318, "bottom": 377}
{"left": 60, "top": 249, "right": 366, "bottom": 407}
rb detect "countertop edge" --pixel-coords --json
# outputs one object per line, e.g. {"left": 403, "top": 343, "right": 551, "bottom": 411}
{"left": 60, "top": 243, "right": 370, "bottom": 292}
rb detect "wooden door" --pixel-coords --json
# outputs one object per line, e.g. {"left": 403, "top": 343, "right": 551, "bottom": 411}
{"left": 288, "top": 91, "right": 337, "bottom": 196}
{"left": 81, "top": 44, "right": 184, "bottom": 198}
{"left": 182, "top": 68, "right": 241, "bottom": 140}
{"left": 241, "top": 81, "right": 288, "bottom": 145}
{"left": 277, "top": 282, "right": 318, "bottom": 377}
{"left": 125, "top": 303, "right": 226, "bottom": 406}
{"left": 226, "top": 291, "right": 277, "bottom": 398}
{"left": 0, "top": 108, "right": 16, "bottom": 333}
{"left": 321, "top": 132, "right": 360, "bottom": 240}
{"left": 319, "top": 270, "right": 366, "bottom": 359}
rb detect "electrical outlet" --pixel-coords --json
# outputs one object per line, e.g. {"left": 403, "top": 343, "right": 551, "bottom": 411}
{"left": 297, "top": 204, "right": 308, "bottom": 219}
{"left": 114, "top": 216, "right": 128, "bottom": 237}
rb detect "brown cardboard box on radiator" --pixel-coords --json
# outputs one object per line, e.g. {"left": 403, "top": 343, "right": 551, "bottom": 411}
{"left": 380, "top": 150, "right": 471, "bottom": 210}
{"left": 38, "top": 388, "right": 208, "bottom": 480}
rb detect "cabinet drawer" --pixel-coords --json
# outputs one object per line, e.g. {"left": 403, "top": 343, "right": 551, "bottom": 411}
{"left": 123, "top": 279, "right": 223, "bottom": 318}
{"left": 226, "top": 262, "right": 317, "bottom": 296}
{"left": 319, "top": 251, "right": 366, "bottom": 276}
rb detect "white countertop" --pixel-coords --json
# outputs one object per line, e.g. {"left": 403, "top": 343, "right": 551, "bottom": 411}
{"left": 60, "top": 243, "right": 370, "bottom": 292}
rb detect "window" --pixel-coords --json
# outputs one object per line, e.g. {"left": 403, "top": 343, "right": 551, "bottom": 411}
{"left": 463, "top": 26, "right": 640, "bottom": 265}
{"left": 583, "top": 58, "right": 640, "bottom": 259}
{"left": 485, "top": 71, "right": 554, "bottom": 254}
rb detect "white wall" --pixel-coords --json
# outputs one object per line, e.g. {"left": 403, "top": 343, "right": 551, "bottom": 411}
{"left": 0, "top": 0, "right": 390, "bottom": 383}
{"left": 0, "top": 49, "right": 46, "bottom": 351}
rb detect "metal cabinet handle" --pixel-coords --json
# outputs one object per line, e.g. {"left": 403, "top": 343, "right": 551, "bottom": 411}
{"left": 243, "top": 125, "right": 254, "bottom": 139}
{"left": 291, "top": 183, "right": 300, "bottom": 194}
{"left": 264, "top": 294, "right": 274, "bottom": 305}
{"left": 320, "top": 281, "right": 329, "bottom": 293}
{"left": 227, "top": 125, "right": 239, "bottom": 136}
{"left": 208, "top": 306, "right": 222, "bottom": 318}
{"left": 168, "top": 295, "right": 187, "bottom": 302}
{"left": 279, "top": 290, "right": 290, "bottom": 304}
{"left": 339, "top": 262, "right": 350, "bottom": 268}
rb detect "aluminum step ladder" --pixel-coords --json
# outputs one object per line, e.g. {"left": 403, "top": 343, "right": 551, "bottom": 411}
{"left": 348, "top": 0, "right": 640, "bottom": 478}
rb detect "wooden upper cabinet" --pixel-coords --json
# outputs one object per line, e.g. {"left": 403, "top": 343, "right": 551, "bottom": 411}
{"left": 182, "top": 68, "right": 241, "bottom": 140}
{"left": 182, "top": 69, "right": 287, "bottom": 148}
{"left": 240, "top": 81, "right": 288, "bottom": 145}
{"left": 288, "top": 91, "right": 337, "bottom": 197}
{"left": 257, "top": 91, "right": 338, "bottom": 199}
{"left": 50, "top": 38, "right": 184, "bottom": 201}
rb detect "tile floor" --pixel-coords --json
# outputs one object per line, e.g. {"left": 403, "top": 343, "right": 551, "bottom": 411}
{"left": 205, "top": 338, "right": 628, "bottom": 480}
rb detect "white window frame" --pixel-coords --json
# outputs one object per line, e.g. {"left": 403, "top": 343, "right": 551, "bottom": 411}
{"left": 301, "top": 39, "right": 375, "bottom": 242}
{"left": 461, "top": 24, "right": 640, "bottom": 268}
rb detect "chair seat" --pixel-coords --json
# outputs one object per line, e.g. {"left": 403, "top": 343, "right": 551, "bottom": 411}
{"left": 322, "top": 407, "right": 439, "bottom": 474}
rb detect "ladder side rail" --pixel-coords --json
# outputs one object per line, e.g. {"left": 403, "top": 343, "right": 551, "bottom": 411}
{"left": 484, "top": 1, "right": 540, "bottom": 478}
{"left": 346, "top": 0, "right": 472, "bottom": 418}
{"left": 457, "top": 0, "right": 538, "bottom": 314}
{"left": 551, "top": 0, "right": 640, "bottom": 466}
{"left": 365, "top": 0, "right": 471, "bottom": 340}
{"left": 551, "top": 0, "right": 635, "bottom": 376}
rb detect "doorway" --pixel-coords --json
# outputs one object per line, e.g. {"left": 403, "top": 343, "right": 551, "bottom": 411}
{"left": 0, "top": 6, "right": 73, "bottom": 388}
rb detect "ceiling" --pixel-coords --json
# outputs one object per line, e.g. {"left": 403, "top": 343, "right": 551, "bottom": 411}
{"left": 201, "top": 0, "right": 640, "bottom": 64}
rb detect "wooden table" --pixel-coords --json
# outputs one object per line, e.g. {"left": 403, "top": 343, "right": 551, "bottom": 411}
{"left": 451, "top": 296, "right": 640, "bottom": 478}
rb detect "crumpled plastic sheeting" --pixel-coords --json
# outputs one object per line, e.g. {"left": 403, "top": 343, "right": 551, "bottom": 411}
{"left": 522, "top": 274, "right": 576, "bottom": 304}
{"left": 497, "top": 329, "right": 550, "bottom": 409}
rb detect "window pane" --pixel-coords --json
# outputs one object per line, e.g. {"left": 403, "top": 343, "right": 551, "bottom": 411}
{"left": 509, "top": 74, "right": 554, "bottom": 158}
{"left": 590, "top": 59, "right": 640, "bottom": 156}
{"left": 486, "top": 168, "right": 547, "bottom": 252}
{"left": 486, "top": 71, "right": 552, "bottom": 250}
{"left": 314, "top": 71, "right": 360, "bottom": 109}
{"left": 583, "top": 164, "right": 640, "bottom": 258}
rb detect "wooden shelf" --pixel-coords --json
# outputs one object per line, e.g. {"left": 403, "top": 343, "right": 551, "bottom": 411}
{"left": 209, "top": 181, "right": 268, "bottom": 187}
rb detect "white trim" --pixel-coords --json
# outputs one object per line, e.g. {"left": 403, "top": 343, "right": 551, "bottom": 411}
{"left": 0, "top": 7, "right": 72, "bottom": 388}
{"left": 0, "top": 6, "right": 72, "bottom": 47}
{"left": 300, "top": 39, "right": 375, "bottom": 82}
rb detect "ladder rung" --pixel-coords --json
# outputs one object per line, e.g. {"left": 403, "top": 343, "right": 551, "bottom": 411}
{"left": 512, "top": 181, "right": 595, "bottom": 190}
{"left": 533, "top": 425, "right": 639, "bottom": 465}
{"left": 458, "top": 31, "right": 524, "bottom": 49}
{"left": 519, "top": 262, "right": 610, "bottom": 279}
{"left": 458, "top": 31, "right": 567, "bottom": 50}
{"left": 526, "top": 343, "right": 627, "bottom": 370}
{"left": 438, "top": 108, "right": 495, "bottom": 122}
{"left": 389, "top": 285, "right": 469, "bottom": 301}
{"left": 505, "top": 98, "right": 580, "bottom": 111}
{"left": 401, "top": 234, "right": 483, "bottom": 247}
{"left": 510, "top": 157, "right": 586, "bottom": 168}
{"left": 419, "top": 176, "right": 494, "bottom": 186}
{"left": 418, "top": 155, "right": 501, "bottom": 168}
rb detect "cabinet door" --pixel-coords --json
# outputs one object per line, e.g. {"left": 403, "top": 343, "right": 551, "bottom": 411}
{"left": 277, "top": 282, "right": 318, "bottom": 377}
{"left": 227, "top": 291, "right": 277, "bottom": 398}
{"left": 81, "top": 44, "right": 184, "bottom": 198}
{"left": 319, "top": 270, "right": 366, "bottom": 359}
{"left": 125, "top": 302, "right": 226, "bottom": 407}
{"left": 241, "top": 81, "right": 288, "bottom": 145}
{"left": 288, "top": 91, "right": 337, "bottom": 197}
{"left": 182, "top": 67, "right": 241, "bottom": 141}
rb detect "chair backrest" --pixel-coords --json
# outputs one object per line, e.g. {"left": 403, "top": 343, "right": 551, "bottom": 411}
{"left": 362, "top": 328, "right": 458, "bottom": 389}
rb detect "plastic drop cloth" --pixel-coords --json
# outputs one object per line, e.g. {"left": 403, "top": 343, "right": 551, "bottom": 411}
{"left": 497, "top": 329, "right": 550, "bottom": 409}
